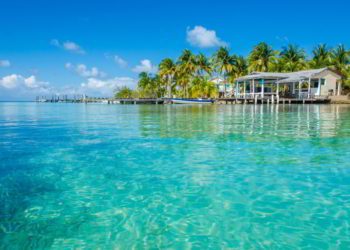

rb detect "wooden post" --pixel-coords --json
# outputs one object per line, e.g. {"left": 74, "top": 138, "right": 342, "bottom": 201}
{"left": 308, "top": 77, "right": 311, "bottom": 99}
{"left": 254, "top": 95, "right": 258, "bottom": 105}
{"left": 317, "top": 78, "right": 321, "bottom": 96}
{"left": 272, "top": 95, "right": 275, "bottom": 104}
{"left": 261, "top": 79, "right": 265, "bottom": 98}
{"left": 298, "top": 81, "right": 302, "bottom": 99}
{"left": 338, "top": 81, "right": 342, "bottom": 96}
{"left": 244, "top": 81, "right": 246, "bottom": 98}
{"left": 235, "top": 81, "right": 239, "bottom": 97}
{"left": 252, "top": 79, "right": 255, "bottom": 97}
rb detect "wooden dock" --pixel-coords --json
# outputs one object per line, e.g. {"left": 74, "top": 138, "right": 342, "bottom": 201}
{"left": 114, "top": 98, "right": 165, "bottom": 104}
{"left": 217, "top": 97, "right": 330, "bottom": 105}
{"left": 36, "top": 96, "right": 331, "bottom": 105}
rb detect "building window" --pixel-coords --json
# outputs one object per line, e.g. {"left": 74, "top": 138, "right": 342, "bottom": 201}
{"left": 311, "top": 79, "right": 319, "bottom": 88}
{"left": 310, "top": 79, "right": 325, "bottom": 87}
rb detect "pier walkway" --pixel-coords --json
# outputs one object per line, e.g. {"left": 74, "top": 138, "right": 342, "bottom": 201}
{"left": 36, "top": 96, "right": 331, "bottom": 105}
{"left": 217, "top": 96, "right": 330, "bottom": 104}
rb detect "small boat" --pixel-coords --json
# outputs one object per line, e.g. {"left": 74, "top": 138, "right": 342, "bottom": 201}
{"left": 37, "top": 98, "right": 48, "bottom": 102}
{"left": 171, "top": 98, "right": 214, "bottom": 104}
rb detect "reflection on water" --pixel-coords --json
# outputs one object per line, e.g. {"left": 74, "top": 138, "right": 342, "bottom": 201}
{"left": 0, "top": 103, "right": 350, "bottom": 249}
{"left": 138, "top": 104, "right": 350, "bottom": 139}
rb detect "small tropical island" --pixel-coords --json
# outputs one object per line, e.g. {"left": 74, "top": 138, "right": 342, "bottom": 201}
{"left": 115, "top": 43, "right": 350, "bottom": 103}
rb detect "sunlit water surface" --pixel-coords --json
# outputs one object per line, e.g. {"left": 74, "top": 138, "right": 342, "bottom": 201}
{"left": 1, "top": 103, "right": 350, "bottom": 249}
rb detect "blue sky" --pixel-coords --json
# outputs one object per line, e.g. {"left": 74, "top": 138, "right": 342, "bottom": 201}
{"left": 0, "top": 0, "right": 349, "bottom": 100}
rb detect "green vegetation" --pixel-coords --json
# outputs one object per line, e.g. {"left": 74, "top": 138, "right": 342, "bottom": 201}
{"left": 114, "top": 43, "right": 350, "bottom": 99}
{"left": 114, "top": 86, "right": 135, "bottom": 99}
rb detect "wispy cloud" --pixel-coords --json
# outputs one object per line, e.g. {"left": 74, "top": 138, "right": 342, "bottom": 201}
{"left": 51, "top": 39, "right": 86, "bottom": 54}
{"left": 186, "top": 26, "right": 227, "bottom": 48}
{"left": 0, "top": 60, "right": 11, "bottom": 67}
{"left": 276, "top": 36, "right": 290, "bottom": 45}
{"left": 81, "top": 77, "right": 136, "bottom": 96}
{"left": 132, "top": 59, "right": 157, "bottom": 73}
{"left": 114, "top": 55, "right": 128, "bottom": 68}
{"left": 105, "top": 54, "right": 128, "bottom": 68}
{"left": 65, "top": 63, "right": 106, "bottom": 78}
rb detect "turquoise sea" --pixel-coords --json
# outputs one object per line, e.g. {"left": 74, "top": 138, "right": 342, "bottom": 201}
{"left": 0, "top": 102, "right": 350, "bottom": 249}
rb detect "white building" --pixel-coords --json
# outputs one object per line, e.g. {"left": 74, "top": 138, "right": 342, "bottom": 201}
{"left": 211, "top": 77, "right": 233, "bottom": 97}
{"left": 233, "top": 68, "right": 342, "bottom": 99}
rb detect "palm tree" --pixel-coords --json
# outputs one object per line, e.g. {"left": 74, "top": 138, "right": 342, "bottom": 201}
{"left": 138, "top": 72, "right": 165, "bottom": 98}
{"left": 248, "top": 42, "right": 276, "bottom": 72}
{"left": 158, "top": 58, "right": 176, "bottom": 98}
{"left": 138, "top": 72, "right": 153, "bottom": 97}
{"left": 279, "top": 44, "right": 306, "bottom": 72}
{"left": 114, "top": 86, "right": 134, "bottom": 99}
{"left": 189, "top": 77, "right": 218, "bottom": 98}
{"left": 232, "top": 56, "right": 248, "bottom": 78}
{"left": 152, "top": 75, "right": 166, "bottom": 98}
{"left": 194, "top": 53, "right": 213, "bottom": 97}
{"left": 177, "top": 50, "right": 197, "bottom": 97}
{"left": 269, "top": 59, "right": 285, "bottom": 72}
{"left": 330, "top": 44, "right": 350, "bottom": 88}
{"left": 213, "top": 47, "right": 234, "bottom": 96}
{"left": 195, "top": 53, "right": 212, "bottom": 76}
{"left": 310, "top": 44, "right": 331, "bottom": 68}
{"left": 226, "top": 56, "right": 248, "bottom": 96}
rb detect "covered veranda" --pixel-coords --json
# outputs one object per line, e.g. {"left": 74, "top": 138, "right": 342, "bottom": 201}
{"left": 234, "top": 77, "right": 321, "bottom": 99}
{"left": 233, "top": 68, "right": 341, "bottom": 99}
{"left": 235, "top": 75, "right": 322, "bottom": 99}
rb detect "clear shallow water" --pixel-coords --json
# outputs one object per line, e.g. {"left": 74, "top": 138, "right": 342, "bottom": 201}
{"left": 0, "top": 103, "right": 350, "bottom": 249}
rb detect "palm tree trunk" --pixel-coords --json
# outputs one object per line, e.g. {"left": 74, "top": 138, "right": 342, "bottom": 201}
{"left": 169, "top": 75, "right": 172, "bottom": 98}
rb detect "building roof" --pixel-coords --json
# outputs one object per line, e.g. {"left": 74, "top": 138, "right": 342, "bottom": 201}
{"left": 210, "top": 77, "right": 225, "bottom": 84}
{"left": 236, "top": 68, "right": 341, "bottom": 83}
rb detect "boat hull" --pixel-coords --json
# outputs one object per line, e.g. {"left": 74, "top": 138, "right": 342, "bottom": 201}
{"left": 171, "top": 98, "right": 214, "bottom": 104}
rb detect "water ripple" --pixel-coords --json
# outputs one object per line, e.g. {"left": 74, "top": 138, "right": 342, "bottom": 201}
{"left": 0, "top": 103, "right": 350, "bottom": 248}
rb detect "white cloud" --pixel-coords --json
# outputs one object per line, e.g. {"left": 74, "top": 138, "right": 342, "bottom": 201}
{"left": 63, "top": 42, "right": 85, "bottom": 54}
{"left": 114, "top": 55, "right": 128, "bottom": 68}
{"left": 24, "top": 75, "right": 49, "bottom": 89}
{"left": 0, "top": 74, "right": 20, "bottom": 89}
{"left": 186, "top": 26, "right": 227, "bottom": 48}
{"left": 51, "top": 39, "right": 85, "bottom": 54}
{"left": 0, "top": 60, "right": 10, "bottom": 67}
{"left": 0, "top": 74, "right": 53, "bottom": 100}
{"left": 81, "top": 77, "right": 136, "bottom": 96}
{"left": 65, "top": 63, "right": 106, "bottom": 78}
{"left": 0, "top": 71, "right": 135, "bottom": 100}
{"left": 132, "top": 59, "right": 157, "bottom": 73}
{"left": 0, "top": 74, "right": 50, "bottom": 92}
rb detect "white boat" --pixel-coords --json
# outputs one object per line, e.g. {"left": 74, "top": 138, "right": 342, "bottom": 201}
{"left": 171, "top": 98, "right": 214, "bottom": 104}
